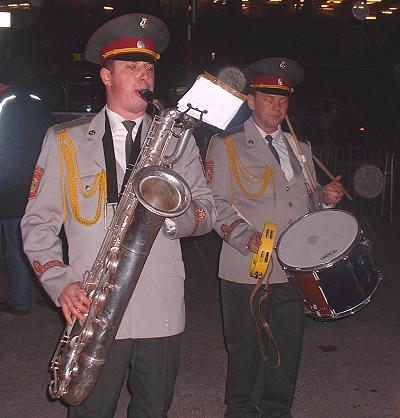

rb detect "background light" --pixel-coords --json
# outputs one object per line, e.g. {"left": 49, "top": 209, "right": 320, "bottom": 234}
{"left": 0, "top": 11, "right": 11, "bottom": 27}
{"left": 352, "top": 1, "right": 369, "bottom": 19}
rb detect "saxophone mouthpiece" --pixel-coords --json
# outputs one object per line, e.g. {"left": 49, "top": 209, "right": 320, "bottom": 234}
{"left": 138, "top": 89, "right": 154, "bottom": 104}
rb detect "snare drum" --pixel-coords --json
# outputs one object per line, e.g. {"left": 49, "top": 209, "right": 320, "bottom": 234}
{"left": 276, "top": 209, "right": 382, "bottom": 319}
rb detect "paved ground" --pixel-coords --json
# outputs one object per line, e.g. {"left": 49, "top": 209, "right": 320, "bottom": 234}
{"left": 1, "top": 222, "right": 399, "bottom": 418}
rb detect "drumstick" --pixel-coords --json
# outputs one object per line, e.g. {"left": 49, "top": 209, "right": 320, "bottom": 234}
{"left": 284, "top": 115, "right": 318, "bottom": 190}
{"left": 312, "top": 155, "right": 353, "bottom": 201}
{"left": 285, "top": 114, "right": 352, "bottom": 201}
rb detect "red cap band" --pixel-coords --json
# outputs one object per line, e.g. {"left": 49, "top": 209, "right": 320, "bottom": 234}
{"left": 100, "top": 37, "right": 159, "bottom": 63}
{"left": 250, "top": 75, "right": 294, "bottom": 91}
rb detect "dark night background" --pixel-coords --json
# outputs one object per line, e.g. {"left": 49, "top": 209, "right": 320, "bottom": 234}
{"left": 2, "top": 0, "right": 400, "bottom": 148}
{"left": 1, "top": 7, "right": 400, "bottom": 417}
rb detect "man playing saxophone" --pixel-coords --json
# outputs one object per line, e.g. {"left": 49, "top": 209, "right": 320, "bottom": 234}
{"left": 21, "top": 13, "right": 216, "bottom": 418}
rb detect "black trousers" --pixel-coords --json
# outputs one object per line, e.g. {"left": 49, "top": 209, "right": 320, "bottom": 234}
{"left": 68, "top": 334, "right": 181, "bottom": 418}
{"left": 221, "top": 280, "right": 305, "bottom": 418}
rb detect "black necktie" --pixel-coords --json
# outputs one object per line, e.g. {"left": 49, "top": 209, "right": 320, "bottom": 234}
{"left": 122, "top": 120, "right": 137, "bottom": 167}
{"left": 265, "top": 135, "right": 281, "bottom": 166}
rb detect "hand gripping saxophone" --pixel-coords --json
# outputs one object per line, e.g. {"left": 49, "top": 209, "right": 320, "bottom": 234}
{"left": 48, "top": 90, "right": 201, "bottom": 406}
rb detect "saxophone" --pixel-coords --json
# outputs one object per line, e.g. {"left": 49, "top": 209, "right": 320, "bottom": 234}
{"left": 48, "top": 90, "right": 198, "bottom": 406}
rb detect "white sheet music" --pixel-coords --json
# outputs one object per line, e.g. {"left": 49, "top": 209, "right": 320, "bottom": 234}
{"left": 177, "top": 75, "right": 245, "bottom": 130}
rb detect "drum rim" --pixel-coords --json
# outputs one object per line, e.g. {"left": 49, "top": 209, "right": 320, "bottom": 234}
{"left": 276, "top": 209, "right": 359, "bottom": 271}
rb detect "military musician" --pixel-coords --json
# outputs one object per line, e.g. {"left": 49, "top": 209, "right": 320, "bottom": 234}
{"left": 205, "top": 57, "right": 344, "bottom": 417}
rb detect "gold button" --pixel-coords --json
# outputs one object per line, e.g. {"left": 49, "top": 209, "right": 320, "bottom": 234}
{"left": 288, "top": 202, "right": 293, "bottom": 207}
{"left": 285, "top": 186, "right": 290, "bottom": 191}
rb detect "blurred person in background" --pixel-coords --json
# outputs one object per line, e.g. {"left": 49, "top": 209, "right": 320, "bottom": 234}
{"left": 0, "top": 61, "right": 55, "bottom": 315}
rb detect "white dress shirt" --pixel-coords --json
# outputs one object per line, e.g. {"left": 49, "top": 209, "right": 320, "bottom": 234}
{"left": 106, "top": 106, "right": 144, "bottom": 171}
{"left": 252, "top": 119, "right": 331, "bottom": 208}
{"left": 106, "top": 107, "right": 178, "bottom": 233}
{"left": 252, "top": 118, "right": 294, "bottom": 181}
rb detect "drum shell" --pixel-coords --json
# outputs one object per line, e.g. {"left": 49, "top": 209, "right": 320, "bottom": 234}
{"left": 276, "top": 210, "right": 382, "bottom": 319}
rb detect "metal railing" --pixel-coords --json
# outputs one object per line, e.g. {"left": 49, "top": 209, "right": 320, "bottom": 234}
{"left": 313, "top": 146, "right": 390, "bottom": 222}
{"left": 389, "top": 150, "right": 400, "bottom": 223}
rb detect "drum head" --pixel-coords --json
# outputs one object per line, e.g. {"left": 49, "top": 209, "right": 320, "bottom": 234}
{"left": 276, "top": 210, "right": 359, "bottom": 270}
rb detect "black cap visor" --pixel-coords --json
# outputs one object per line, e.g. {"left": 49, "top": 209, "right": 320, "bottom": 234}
{"left": 251, "top": 87, "right": 292, "bottom": 97}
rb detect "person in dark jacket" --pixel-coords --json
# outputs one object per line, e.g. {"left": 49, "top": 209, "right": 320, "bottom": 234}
{"left": 0, "top": 65, "right": 55, "bottom": 314}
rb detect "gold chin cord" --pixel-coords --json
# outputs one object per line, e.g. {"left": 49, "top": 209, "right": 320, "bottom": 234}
{"left": 249, "top": 222, "right": 281, "bottom": 368}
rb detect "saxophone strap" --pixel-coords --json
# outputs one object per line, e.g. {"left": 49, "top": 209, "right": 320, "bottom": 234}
{"left": 249, "top": 222, "right": 281, "bottom": 368}
{"left": 121, "top": 122, "right": 143, "bottom": 193}
{"left": 102, "top": 114, "right": 118, "bottom": 203}
{"left": 102, "top": 116, "right": 143, "bottom": 203}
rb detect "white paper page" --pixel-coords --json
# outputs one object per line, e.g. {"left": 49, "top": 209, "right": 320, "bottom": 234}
{"left": 177, "top": 76, "right": 244, "bottom": 130}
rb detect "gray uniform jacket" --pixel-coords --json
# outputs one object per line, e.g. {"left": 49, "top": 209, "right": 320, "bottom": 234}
{"left": 21, "top": 107, "right": 216, "bottom": 339}
{"left": 205, "top": 117, "right": 317, "bottom": 285}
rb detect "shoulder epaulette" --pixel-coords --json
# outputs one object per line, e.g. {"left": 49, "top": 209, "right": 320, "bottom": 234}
{"left": 295, "top": 136, "right": 309, "bottom": 147}
{"left": 55, "top": 115, "right": 94, "bottom": 133}
{"left": 283, "top": 130, "right": 310, "bottom": 147}
{"left": 219, "top": 124, "right": 244, "bottom": 138}
{"left": 298, "top": 135, "right": 311, "bottom": 147}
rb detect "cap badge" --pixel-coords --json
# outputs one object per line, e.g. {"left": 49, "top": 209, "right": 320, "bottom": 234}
{"left": 278, "top": 78, "right": 283, "bottom": 86}
{"left": 140, "top": 17, "right": 148, "bottom": 29}
{"left": 137, "top": 40, "right": 145, "bottom": 49}
{"left": 279, "top": 60, "right": 287, "bottom": 69}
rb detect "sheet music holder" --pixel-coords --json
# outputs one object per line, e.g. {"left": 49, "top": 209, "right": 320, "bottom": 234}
{"left": 177, "top": 72, "right": 246, "bottom": 130}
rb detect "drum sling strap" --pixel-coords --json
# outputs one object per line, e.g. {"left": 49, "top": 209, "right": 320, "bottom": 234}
{"left": 249, "top": 223, "right": 281, "bottom": 368}
{"left": 281, "top": 131, "right": 323, "bottom": 211}
{"left": 250, "top": 274, "right": 280, "bottom": 368}
{"left": 249, "top": 138, "right": 305, "bottom": 369}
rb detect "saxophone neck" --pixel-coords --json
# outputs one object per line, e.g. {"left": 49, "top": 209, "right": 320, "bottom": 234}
{"left": 138, "top": 89, "right": 165, "bottom": 114}
{"left": 153, "top": 99, "right": 165, "bottom": 115}
{"left": 138, "top": 89, "right": 198, "bottom": 167}
{"left": 167, "top": 126, "right": 195, "bottom": 166}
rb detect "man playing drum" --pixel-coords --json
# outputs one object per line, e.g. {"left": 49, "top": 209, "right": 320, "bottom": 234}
{"left": 205, "top": 57, "right": 344, "bottom": 417}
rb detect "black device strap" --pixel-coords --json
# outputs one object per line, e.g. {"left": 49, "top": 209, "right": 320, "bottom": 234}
{"left": 102, "top": 115, "right": 119, "bottom": 204}
{"left": 121, "top": 122, "right": 143, "bottom": 193}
